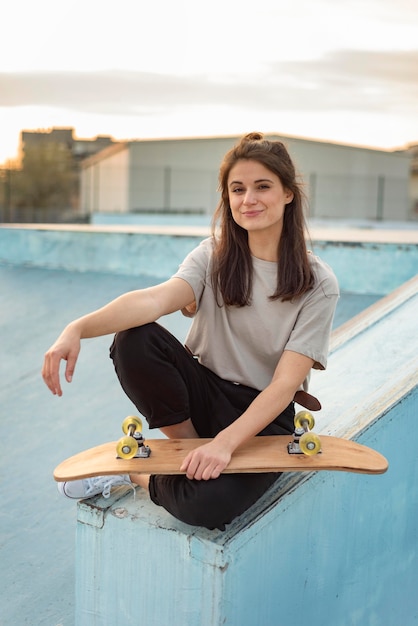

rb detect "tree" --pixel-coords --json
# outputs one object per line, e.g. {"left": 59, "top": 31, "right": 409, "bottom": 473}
{"left": 0, "top": 159, "right": 18, "bottom": 222}
{"left": 12, "top": 142, "right": 78, "bottom": 219}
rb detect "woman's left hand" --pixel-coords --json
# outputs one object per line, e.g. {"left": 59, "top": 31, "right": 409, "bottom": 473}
{"left": 180, "top": 439, "right": 232, "bottom": 480}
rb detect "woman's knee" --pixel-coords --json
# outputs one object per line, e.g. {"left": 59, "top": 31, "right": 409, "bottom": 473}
{"left": 110, "top": 323, "right": 157, "bottom": 367}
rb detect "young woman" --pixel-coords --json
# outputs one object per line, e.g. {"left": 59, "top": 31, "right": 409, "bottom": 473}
{"left": 42, "top": 132, "right": 339, "bottom": 530}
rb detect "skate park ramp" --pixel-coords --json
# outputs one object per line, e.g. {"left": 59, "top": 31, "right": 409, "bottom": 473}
{"left": 0, "top": 222, "right": 417, "bottom": 625}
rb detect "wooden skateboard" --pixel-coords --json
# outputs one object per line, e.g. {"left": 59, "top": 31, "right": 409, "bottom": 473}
{"left": 53, "top": 413, "right": 388, "bottom": 482}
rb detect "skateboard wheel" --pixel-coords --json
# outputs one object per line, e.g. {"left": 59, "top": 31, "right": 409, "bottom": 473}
{"left": 294, "top": 410, "right": 315, "bottom": 431}
{"left": 122, "top": 415, "right": 142, "bottom": 435}
{"left": 116, "top": 436, "right": 139, "bottom": 459}
{"left": 299, "top": 432, "right": 322, "bottom": 456}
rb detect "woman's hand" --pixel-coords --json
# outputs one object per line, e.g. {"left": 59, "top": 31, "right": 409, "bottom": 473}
{"left": 42, "top": 324, "right": 81, "bottom": 396}
{"left": 41, "top": 278, "right": 196, "bottom": 397}
{"left": 180, "top": 439, "right": 233, "bottom": 480}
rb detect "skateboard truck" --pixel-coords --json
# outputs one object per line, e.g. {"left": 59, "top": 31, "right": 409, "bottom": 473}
{"left": 115, "top": 412, "right": 321, "bottom": 461}
{"left": 288, "top": 411, "right": 322, "bottom": 456}
{"left": 116, "top": 416, "right": 151, "bottom": 460}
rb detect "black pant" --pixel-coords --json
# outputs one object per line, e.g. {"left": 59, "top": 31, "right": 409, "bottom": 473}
{"left": 110, "top": 323, "right": 294, "bottom": 530}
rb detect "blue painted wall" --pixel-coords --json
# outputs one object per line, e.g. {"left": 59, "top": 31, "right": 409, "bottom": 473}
{"left": 219, "top": 391, "right": 416, "bottom": 626}
{"left": 0, "top": 225, "right": 417, "bottom": 293}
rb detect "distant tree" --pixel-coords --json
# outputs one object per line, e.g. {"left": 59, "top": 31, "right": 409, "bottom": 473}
{"left": 0, "top": 159, "right": 19, "bottom": 222}
{"left": 12, "top": 143, "right": 78, "bottom": 218}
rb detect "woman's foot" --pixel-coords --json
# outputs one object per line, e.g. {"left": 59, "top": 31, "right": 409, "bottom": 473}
{"left": 58, "top": 474, "right": 135, "bottom": 499}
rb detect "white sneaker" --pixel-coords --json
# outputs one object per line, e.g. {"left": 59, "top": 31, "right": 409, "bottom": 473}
{"left": 57, "top": 475, "right": 134, "bottom": 499}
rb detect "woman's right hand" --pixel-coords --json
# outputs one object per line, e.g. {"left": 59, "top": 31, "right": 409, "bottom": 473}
{"left": 42, "top": 323, "right": 81, "bottom": 396}
{"left": 41, "top": 278, "right": 196, "bottom": 397}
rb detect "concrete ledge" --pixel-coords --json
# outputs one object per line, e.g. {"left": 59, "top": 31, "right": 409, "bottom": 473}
{"left": 311, "top": 277, "right": 418, "bottom": 437}
{"left": 75, "top": 281, "right": 417, "bottom": 625}
{"left": 330, "top": 274, "right": 418, "bottom": 350}
{"left": 3, "top": 221, "right": 418, "bottom": 242}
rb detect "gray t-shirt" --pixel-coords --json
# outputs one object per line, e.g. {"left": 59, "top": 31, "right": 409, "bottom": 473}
{"left": 174, "top": 237, "right": 339, "bottom": 391}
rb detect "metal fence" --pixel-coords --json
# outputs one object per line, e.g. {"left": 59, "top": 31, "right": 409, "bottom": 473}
{"left": 0, "top": 170, "right": 414, "bottom": 223}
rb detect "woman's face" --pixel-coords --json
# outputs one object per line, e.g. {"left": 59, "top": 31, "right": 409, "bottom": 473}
{"left": 227, "top": 159, "right": 294, "bottom": 241}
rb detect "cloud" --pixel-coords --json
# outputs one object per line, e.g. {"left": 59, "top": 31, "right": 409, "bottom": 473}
{"left": 1, "top": 49, "right": 417, "bottom": 117}
{"left": 0, "top": 71, "right": 207, "bottom": 114}
{"left": 267, "top": 49, "right": 418, "bottom": 113}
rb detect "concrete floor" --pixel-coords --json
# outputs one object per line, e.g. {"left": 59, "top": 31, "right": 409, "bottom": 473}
{"left": 0, "top": 264, "right": 380, "bottom": 626}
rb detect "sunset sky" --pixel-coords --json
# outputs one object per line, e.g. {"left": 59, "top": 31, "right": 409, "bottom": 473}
{"left": 1, "top": 0, "right": 417, "bottom": 164}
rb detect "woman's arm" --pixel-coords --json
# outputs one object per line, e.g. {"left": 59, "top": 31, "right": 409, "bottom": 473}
{"left": 42, "top": 277, "right": 195, "bottom": 396}
{"left": 180, "top": 350, "right": 314, "bottom": 480}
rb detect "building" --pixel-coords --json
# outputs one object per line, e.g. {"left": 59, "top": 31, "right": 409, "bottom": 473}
{"left": 20, "top": 127, "right": 116, "bottom": 163}
{"left": 12, "top": 127, "right": 117, "bottom": 219}
{"left": 80, "top": 134, "right": 413, "bottom": 222}
{"left": 406, "top": 142, "right": 418, "bottom": 217}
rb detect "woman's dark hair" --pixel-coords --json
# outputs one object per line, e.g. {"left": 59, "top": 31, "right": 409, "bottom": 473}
{"left": 211, "top": 132, "right": 314, "bottom": 305}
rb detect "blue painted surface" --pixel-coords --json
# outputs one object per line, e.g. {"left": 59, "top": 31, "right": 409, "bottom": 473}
{"left": 218, "top": 391, "right": 417, "bottom": 626}
{"left": 0, "top": 226, "right": 203, "bottom": 278}
{"left": 0, "top": 224, "right": 416, "bottom": 625}
{"left": 312, "top": 239, "right": 418, "bottom": 294}
{"left": 0, "top": 224, "right": 417, "bottom": 293}
{"left": 0, "top": 266, "right": 188, "bottom": 626}
{"left": 73, "top": 396, "right": 417, "bottom": 626}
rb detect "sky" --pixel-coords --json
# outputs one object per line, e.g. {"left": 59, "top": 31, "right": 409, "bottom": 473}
{"left": 1, "top": 0, "right": 417, "bottom": 164}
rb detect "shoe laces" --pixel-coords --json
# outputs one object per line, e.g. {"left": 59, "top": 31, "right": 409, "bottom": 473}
{"left": 83, "top": 475, "right": 134, "bottom": 499}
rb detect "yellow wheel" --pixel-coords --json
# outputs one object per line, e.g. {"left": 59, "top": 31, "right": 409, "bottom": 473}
{"left": 294, "top": 410, "right": 315, "bottom": 431}
{"left": 299, "top": 432, "right": 322, "bottom": 456}
{"left": 121, "top": 415, "right": 142, "bottom": 435}
{"left": 116, "top": 436, "right": 139, "bottom": 459}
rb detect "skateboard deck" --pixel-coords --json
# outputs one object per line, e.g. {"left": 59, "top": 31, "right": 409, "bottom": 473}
{"left": 53, "top": 434, "right": 388, "bottom": 482}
